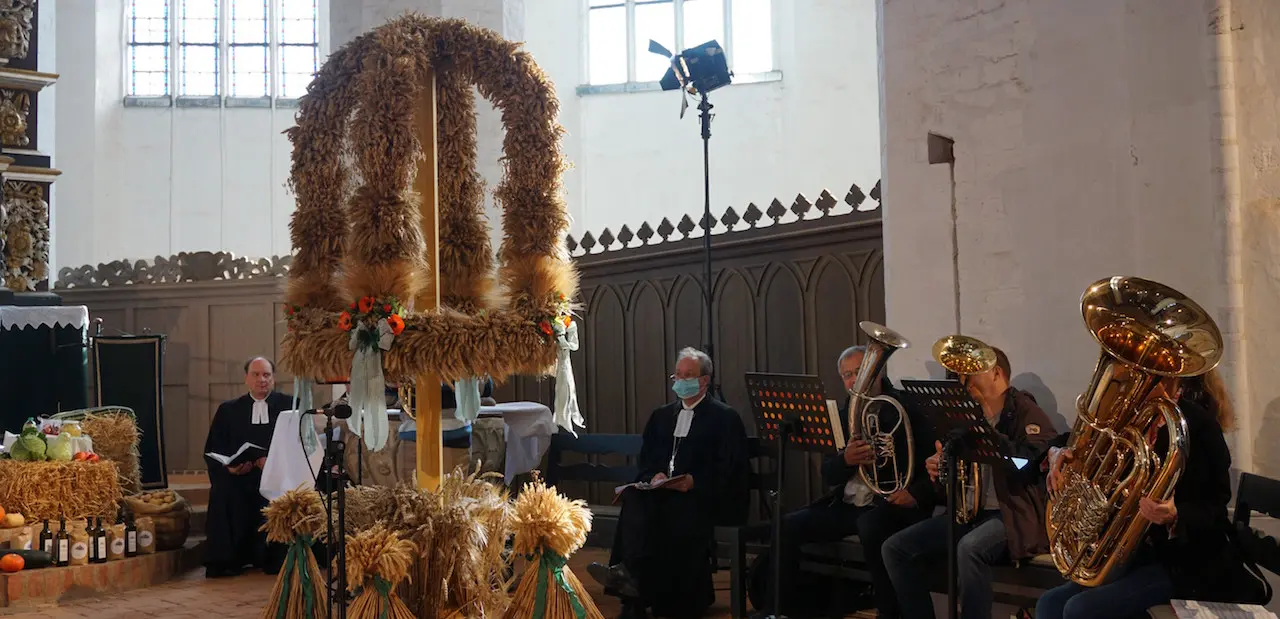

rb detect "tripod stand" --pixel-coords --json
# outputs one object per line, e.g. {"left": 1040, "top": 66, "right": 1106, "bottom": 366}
{"left": 321, "top": 411, "right": 350, "bottom": 619}
{"left": 745, "top": 373, "right": 841, "bottom": 618}
{"left": 695, "top": 92, "right": 727, "bottom": 404}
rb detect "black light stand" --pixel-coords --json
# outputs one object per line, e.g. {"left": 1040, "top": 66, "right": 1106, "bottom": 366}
{"left": 943, "top": 435, "right": 962, "bottom": 619}
{"left": 651, "top": 39, "right": 732, "bottom": 405}
{"left": 767, "top": 414, "right": 794, "bottom": 619}
{"left": 697, "top": 91, "right": 725, "bottom": 403}
{"left": 321, "top": 410, "right": 350, "bottom": 619}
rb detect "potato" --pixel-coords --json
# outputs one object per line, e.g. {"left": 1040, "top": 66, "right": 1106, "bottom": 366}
{"left": 2, "top": 513, "right": 25, "bottom": 528}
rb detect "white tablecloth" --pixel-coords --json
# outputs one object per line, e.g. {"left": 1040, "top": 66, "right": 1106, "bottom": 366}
{"left": 259, "top": 410, "right": 324, "bottom": 501}
{"left": 489, "top": 402, "right": 556, "bottom": 480}
{"left": 0, "top": 306, "right": 89, "bottom": 331}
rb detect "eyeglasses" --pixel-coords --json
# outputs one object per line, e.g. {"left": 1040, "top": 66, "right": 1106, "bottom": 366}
{"left": 840, "top": 370, "right": 858, "bottom": 380}
{"left": 670, "top": 374, "right": 704, "bottom": 381}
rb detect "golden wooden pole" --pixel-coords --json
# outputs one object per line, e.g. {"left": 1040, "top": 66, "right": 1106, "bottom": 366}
{"left": 413, "top": 69, "right": 443, "bottom": 491}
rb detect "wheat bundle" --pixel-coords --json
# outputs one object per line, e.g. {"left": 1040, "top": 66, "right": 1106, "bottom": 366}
{"left": 260, "top": 488, "right": 328, "bottom": 619}
{"left": 503, "top": 477, "right": 603, "bottom": 619}
{"left": 392, "top": 466, "right": 512, "bottom": 618}
{"left": 346, "top": 524, "right": 416, "bottom": 619}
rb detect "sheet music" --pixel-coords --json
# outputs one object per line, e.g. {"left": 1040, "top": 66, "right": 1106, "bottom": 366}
{"left": 827, "top": 399, "right": 845, "bottom": 449}
{"left": 1171, "top": 600, "right": 1277, "bottom": 619}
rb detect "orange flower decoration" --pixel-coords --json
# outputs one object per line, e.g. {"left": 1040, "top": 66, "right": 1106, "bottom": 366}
{"left": 383, "top": 304, "right": 392, "bottom": 313}
{"left": 561, "top": 315, "right": 572, "bottom": 328}
{"left": 338, "top": 312, "right": 353, "bottom": 331}
{"left": 358, "top": 297, "right": 375, "bottom": 313}
{"left": 387, "top": 314, "right": 405, "bottom": 335}
{"left": 539, "top": 320, "right": 553, "bottom": 336}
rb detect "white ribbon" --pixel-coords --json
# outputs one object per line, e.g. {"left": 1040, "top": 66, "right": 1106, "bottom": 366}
{"left": 454, "top": 377, "right": 482, "bottom": 423}
{"left": 347, "top": 319, "right": 394, "bottom": 452}
{"left": 290, "top": 377, "right": 320, "bottom": 458}
{"left": 553, "top": 321, "right": 585, "bottom": 435}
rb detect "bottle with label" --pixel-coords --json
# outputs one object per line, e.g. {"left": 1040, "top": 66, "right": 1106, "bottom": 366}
{"left": 38, "top": 519, "right": 52, "bottom": 555}
{"left": 88, "top": 517, "right": 99, "bottom": 563}
{"left": 124, "top": 514, "right": 138, "bottom": 558}
{"left": 55, "top": 516, "right": 70, "bottom": 567}
{"left": 94, "top": 518, "right": 108, "bottom": 564}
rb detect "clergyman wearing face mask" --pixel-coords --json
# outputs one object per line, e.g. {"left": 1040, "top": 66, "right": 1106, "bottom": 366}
{"left": 587, "top": 347, "right": 751, "bottom": 619}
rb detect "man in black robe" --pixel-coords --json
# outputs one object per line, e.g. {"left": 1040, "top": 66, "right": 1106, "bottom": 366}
{"left": 203, "top": 356, "right": 293, "bottom": 577}
{"left": 588, "top": 347, "right": 750, "bottom": 619}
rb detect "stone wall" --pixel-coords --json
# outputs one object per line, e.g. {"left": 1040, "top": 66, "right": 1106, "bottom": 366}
{"left": 879, "top": 0, "right": 1280, "bottom": 473}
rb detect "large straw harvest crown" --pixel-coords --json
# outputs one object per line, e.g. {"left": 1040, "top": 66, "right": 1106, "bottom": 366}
{"left": 281, "top": 15, "right": 578, "bottom": 382}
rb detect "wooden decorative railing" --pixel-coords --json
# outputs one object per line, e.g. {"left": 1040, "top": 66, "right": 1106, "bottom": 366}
{"left": 53, "top": 178, "right": 885, "bottom": 511}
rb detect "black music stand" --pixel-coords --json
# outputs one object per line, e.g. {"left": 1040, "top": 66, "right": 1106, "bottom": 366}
{"left": 900, "top": 379, "right": 1011, "bottom": 619}
{"left": 745, "top": 372, "right": 840, "bottom": 619}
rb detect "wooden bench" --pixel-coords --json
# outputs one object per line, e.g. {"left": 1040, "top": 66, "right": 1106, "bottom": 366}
{"left": 545, "top": 432, "right": 644, "bottom": 548}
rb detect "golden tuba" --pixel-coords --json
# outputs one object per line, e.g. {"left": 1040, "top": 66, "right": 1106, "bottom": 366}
{"left": 847, "top": 321, "right": 915, "bottom": 496}
{"left": 931, "top": 334, "right": 997, "bottom": 523}
{"left": 1046, "top": 276, "right": 1223, "bottom": 587}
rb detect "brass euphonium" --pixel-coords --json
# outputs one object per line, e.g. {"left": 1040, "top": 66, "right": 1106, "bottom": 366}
{"left": 1047, "top": 276, "right": 1223, "bottom": 587}
{"left": 847, "top": 321, "right": 915, "bottom": 496}
{"left": 931, "top": 335, "right": 997, "bottom": 523}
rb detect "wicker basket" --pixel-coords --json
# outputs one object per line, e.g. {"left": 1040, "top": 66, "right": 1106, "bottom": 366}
{"left": 122, "top": 493, "right": 191, "bottom": 551}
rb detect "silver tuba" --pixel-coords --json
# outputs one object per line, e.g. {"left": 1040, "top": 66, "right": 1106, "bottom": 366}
{"left": 847, "top": 321, "right": 915, "bottom": 496}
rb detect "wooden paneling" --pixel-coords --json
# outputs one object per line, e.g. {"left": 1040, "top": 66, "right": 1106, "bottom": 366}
{"left": 55, "top": 186, "right": 886, "bottom": 509}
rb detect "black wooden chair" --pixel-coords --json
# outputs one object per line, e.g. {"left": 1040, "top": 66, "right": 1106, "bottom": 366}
{"left": 713, "top": 436, "right": 776, "bottom": 618}
{"left": 1234, "top": 471, "right": 1280, "bottom": 578}
{"left": 544, "top": 431, "right": 644, "bottom": 547}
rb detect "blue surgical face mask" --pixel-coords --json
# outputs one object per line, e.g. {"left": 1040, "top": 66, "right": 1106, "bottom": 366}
{"left": 673, "top": 377, "right": 702, "bottom": 399}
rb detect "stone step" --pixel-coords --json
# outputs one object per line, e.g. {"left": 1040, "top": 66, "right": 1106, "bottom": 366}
{"left": 168, "top": 472, "right": 210, "bottom": 507}
{"left": 0, "top": 537, "right": 207, "bottom": 608}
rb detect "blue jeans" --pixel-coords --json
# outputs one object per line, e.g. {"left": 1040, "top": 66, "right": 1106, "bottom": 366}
{"left": 882, "top": 510, "right": 1008, "bottom": 619}
{"left": 1036, "top": 561, "right": 1173, "bottom": 619}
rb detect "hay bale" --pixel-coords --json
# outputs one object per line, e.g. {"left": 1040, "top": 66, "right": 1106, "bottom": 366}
{"left": 80, "top": 411, "right": 141, "bottom": 494}
{"left": 0, "top": 460, "right": 122, "bottom": 522}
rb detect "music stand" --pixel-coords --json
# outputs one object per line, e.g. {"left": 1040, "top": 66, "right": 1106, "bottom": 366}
{"left": 900, "top": 379, "right": 1013, "bottom": 619}
{"left": 745, "top": 373, "right": 840, "bottom": 619}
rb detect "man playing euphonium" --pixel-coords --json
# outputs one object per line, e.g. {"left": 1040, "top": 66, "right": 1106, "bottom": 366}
{"left": 758, "top": 345, "right": 935, "bottom": 617}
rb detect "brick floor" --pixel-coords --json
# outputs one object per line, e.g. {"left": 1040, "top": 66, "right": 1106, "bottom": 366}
{"left": 0, "top": 547, "right": 874, "bottom": 618}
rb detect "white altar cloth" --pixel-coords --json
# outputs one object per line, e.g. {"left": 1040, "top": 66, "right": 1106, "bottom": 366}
{"left": 0, "top": 306, "right": 89, "bottom": 331}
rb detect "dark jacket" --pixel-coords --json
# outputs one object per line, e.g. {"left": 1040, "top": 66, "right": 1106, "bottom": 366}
{"left": 962, "top": 387, "right": 1058, "bottom": 561}
{"left": 636, "top": 396, "right": 751, "bottom": 527}
{"left": 1142, "top": 397, "right": 1239, "bottom": 600}
{"left": 818, "top": 377, "right": 937, "bottom": 512}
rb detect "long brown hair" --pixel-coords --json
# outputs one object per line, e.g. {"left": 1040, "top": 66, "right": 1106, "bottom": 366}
{"left": 1183, "top": 369, "right": 1235, "bottom": 431}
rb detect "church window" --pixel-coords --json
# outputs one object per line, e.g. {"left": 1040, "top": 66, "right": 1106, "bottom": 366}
{"left": 584, "top": 0, "right": 775, "bottom": 90}
{"left": 126, "top": 0, "right": 321, "bottom": 104}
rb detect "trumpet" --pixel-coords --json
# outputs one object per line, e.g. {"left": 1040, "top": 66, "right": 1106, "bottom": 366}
{"left": 932, "top": 335, "right": 997, "bottom": 523}
{"left": 1046, "top": 276, "right": 1222, "bottom": 586}
{"left": 847, "top": 321, "right": 915, "bottom": 496}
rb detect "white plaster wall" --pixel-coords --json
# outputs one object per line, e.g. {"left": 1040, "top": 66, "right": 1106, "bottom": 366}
{"left": 522, "top": 0, "right": 883, "bottom": 238}
{"left": 52, "top": 0, "right": 882, "bottom": 271}
{"left": 880, "top": 0, "right": 1235, "bottom": 441}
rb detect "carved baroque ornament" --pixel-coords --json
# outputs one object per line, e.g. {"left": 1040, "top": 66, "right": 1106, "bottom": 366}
{"left": 0, "top": 88, "right": 29, "bottom": 146}
{"left": 3, "top": 180, "right": 46, "bottom": 291}
{"left": 0, "top": 0, "right": 34, "bottom": 62}
{"left": 55, "top": 252, "right": 292, "bottom": 288}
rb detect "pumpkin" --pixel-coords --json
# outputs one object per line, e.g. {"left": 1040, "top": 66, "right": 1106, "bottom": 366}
{"left": 0, "top": 506, "right": 6, "bottom": 521}
{"left": 0, "top": 553, "right": 23, "bottom": 573}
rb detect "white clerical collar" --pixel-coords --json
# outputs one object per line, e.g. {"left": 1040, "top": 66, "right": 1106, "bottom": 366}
{"left": 674, "top": 395, "right": 704, "bottom": 438}
{"left": 250, "top": 393, "right": 269, "bottom": 425}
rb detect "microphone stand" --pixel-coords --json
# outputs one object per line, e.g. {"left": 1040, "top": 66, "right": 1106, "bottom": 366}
{"left": 696, "top": 91, "right": 726, "bottom": 404}
{"left": 322, "top": 409, "right": 349, "bottom": 619}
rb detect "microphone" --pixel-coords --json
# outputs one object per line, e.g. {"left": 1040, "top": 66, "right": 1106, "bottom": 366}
{"left": 304, "top": 403, "right": 353, "bottom": 419}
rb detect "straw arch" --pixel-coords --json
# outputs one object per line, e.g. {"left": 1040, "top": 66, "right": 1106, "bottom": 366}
{"left": 280, "top": 15, "right": 578, "bottom": 382}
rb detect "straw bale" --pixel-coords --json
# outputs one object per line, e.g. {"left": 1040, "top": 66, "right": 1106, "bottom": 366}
{"left": 0, "top": 460, "right": 122, "bottom": 522}
{"left": 81, "top": 411, "right": 141, "bottom": 494}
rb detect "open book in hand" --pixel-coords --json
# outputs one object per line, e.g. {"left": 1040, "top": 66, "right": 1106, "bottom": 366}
{"left": 613, "top": 474, "right": 690, "bottom": 498}
{"left": 205, "top": 443, "right": 266, "bottom": 467}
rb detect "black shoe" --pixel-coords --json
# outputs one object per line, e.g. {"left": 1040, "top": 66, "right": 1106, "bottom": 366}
{"left": 205, "top": 565, "right": 245, "bottom": 578}
{"left": 619, "top": 603, "right": 650, "bottom": 619}
{"left": 587, "top": 562, "right": 642, "bottom": 599}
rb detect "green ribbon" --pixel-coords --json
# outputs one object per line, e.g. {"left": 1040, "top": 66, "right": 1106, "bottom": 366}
{"left": 528, "top": 550, "right": 587, "bottom": 619}
{"left": 274, "top": 535, "right": 318, "bottom": 619}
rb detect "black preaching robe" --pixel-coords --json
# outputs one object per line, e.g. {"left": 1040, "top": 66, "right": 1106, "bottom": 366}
{"left": 203, "top": 391, "right": 293, "bottom": 573}
{"left": 610, "top": 396, "right": 749, "bottom": 617}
